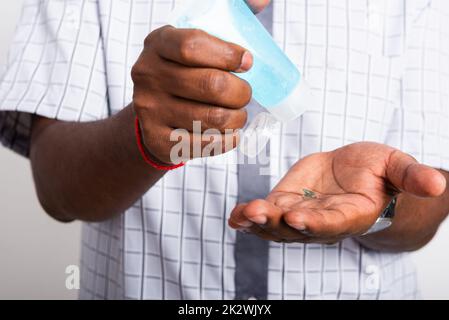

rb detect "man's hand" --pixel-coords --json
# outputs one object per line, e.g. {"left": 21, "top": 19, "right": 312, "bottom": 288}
{"left": 28, "top": 0, "right": 272, "bottom": 222}
{"left": 131, "top": 0, "right": 271, "bottom": 164}
{"left": 131, "top": 26, "right": 254, "bottom": 164}
{"left": 228, "top": 142, "right": 446, "bottom": 245}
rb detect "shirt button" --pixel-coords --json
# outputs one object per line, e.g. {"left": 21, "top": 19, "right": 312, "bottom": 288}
{"left": 365, "top": 265, "right": 381, "bottom": 291}
{"left": 66, "top": 5, "right": 80, "bottom": 30}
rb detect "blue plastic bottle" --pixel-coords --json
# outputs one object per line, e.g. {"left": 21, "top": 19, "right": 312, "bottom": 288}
{"left": 171, "top": 0, "right": 313, "bottom": 156}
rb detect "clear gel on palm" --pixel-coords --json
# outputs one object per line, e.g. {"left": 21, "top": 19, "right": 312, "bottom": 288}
{"left": 171, "top": 0, "right": 314, "bottom": 157}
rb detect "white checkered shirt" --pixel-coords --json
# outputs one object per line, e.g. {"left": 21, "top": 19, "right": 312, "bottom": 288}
{"left": 1, "top": 0, "right": 449, "bottom": 300}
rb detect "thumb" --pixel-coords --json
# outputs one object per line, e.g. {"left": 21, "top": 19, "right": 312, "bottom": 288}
{"left": 245, "top": 0, "right": 271, "bottom": 13}
{"left": 386, "top": 150, "right": 446, "bottom": 197}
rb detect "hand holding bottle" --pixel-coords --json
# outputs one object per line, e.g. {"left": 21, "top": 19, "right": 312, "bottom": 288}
{"left": 132, "top": 27, "right": 253, "bottom": 164}
{"left": 171, "top": 0, "right": 314, "bottom": 157}
{"left": 132, "top": 1, "right": 271, "bottom": 164}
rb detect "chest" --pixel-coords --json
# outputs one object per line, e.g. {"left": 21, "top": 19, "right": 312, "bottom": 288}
{"left": 97, "top": 0, "right": 428, "bottom": 103}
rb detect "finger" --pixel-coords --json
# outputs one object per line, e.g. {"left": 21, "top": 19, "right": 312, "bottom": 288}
{"left": 229, "top": 208, "right": 282, "bottom": 242}
{"left": 244, "top": 225, "right": 284, "bottom": 242}
{"left": 241, "top": 199, "right": 280, "bottom": 225}
{"left": 140, "top": 123, "right": 240, "bottom": 163}
{"left": 283, "top": 208, "right": 346, "bottom": 238}
{"left": 305, "top": 237, "right": 344, "bottom": 245}
{"left": 159, "top": 95, "right": 248, "bottom": 133}
{"left": 244, "top": 225, "right": 336, "bottom": 244}
{"left": 158, "top": 61, "right": 252, "bottom": 109}
{"left": 229, "top": 204, "right": 254, "bottom": 229}
{"left": 242, "top": 200, "right": 309, "bottom": 241}
{"left": 387, "top": 150, "right": 446, "bottom": 197}
{"left": 245, "top": 0, "right": 271, "bottom": 13}
{"left": 156, "top": 27, "right": 253, "bottom": 72}
{"left": 283, "top": 202, "right": 376, "bottom": 238}
{"left": 229, "top": 202, "right": 294, "bottom": 241}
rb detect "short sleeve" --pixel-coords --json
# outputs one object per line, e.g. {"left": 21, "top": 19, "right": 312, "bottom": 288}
{"left": 0, "top": 0, "right": 108, "bottom": 157}
{"left": 385, "top": 0, "right": 449, "bottom": 172}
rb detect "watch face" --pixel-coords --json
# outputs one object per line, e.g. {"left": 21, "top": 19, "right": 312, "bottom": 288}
{"left": 368, "top": 218, "right": 393, "bottom": 234}
{"left": 381, "top": 197, "right": 397, "bottom": 219}
{"left": 364, "top": 197, "right": 397, "bottom": 235}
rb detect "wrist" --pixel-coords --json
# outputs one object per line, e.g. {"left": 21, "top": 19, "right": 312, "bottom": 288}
{"left": 134, "top": 116, "right": 185, "bottom": 171}
{"left": 361, "top": 196, "right": 397, "bottom": 236}
{"left": 356, "top": 194, "right": 440, "bottom": 252}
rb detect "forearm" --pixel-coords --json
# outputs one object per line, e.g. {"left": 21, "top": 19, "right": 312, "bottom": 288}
{"left": 30, "top": 105, "right": 165, "bottom": 222}
{"left": 357, "top": 170, "right": 449, "bottom": 252}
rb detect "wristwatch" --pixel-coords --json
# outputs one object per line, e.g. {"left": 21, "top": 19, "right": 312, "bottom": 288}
{"left": 363, "top": 197, "right": 397, "bottom": 235}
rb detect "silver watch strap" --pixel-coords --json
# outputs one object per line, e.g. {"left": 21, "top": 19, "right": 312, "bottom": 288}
{"left": 363, "top": 196, "right": 397, "bottom": 235}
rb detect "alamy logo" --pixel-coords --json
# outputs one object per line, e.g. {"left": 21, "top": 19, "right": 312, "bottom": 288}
{"left": 169, "top": 120, "right": 272, "bottom": 175}
{"left": 65, "top": 265, "right": 80, "bottom": 290}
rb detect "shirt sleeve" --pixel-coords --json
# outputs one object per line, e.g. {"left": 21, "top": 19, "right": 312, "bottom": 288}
{"left": 385, "top": 0, "right": 449, "bottom": 172}
{"left": 0, "top": 0, "right": 108, "bottom": 157}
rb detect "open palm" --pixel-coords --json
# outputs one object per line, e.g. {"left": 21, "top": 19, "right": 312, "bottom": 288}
{"left": 229, "top": 142, "right": 446, "bottom": 243}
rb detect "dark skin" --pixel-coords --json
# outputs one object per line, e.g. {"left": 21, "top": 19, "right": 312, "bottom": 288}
{"left": 228, "top": 143, "right": 448, "bottom": 252}
{"left": 28, "top": 0, "right": 448, "bottom": 253}
{"left": 29, "top": 0, "right": 269, "bottom": 222}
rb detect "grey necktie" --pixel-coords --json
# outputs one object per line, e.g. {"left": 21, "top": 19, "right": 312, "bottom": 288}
{"left": 234, "top": 3, "right": 273, "bottom": 300}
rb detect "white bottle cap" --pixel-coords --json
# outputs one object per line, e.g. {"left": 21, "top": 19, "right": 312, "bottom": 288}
{"left": 265, "top": 79, "right": 314, "bottom": 123}
{"left": 239, "top": 80, "right": 316, "bottom": 158}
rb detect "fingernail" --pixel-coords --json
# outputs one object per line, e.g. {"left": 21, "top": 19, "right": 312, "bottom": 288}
{"left": 248, "top": 215, "right": 267, "bottom": 225}
{"left": 289, "top": 223, "right": 307, "bottom": 232}
{"left": 236, "top": 220, "right": 254, "bottom": 228}
{"left": 300, "top": 229, "right": 312, "bottom": 236}
{"left": 238, "top": 51, "right": 253, "bottom": 72}
{"left": 291, "top": 224, "right": 311, "bottom": 236}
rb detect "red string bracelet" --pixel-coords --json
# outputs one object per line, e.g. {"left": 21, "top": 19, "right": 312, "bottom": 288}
{"left": 135, "top": 117, "right": 185, "bottom": 171}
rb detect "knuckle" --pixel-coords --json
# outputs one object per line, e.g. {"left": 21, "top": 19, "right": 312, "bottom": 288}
{"left": 206, "top": 107, "right": 229, "bottom": 129}
{"left": 201, "top": 71, "right": 227, "bottom": 96}
{"left": 179, "top": 39, "right": 195, "bottom": 62}
{"left": 207, "top": 109, "right": 247, "bottom": 131}
{"left": 143, "top": 34, "right": 153, "bottom": 47}
{"left": 179, "top": 30, "right": 204, "bottom": 61}
{"left": 131, "top": 62, "right": 145, "bottom": 83}
{"left": 223, "top": 46, "right": 241, "bottom": 69}
{"left": 144, "top": 29, "right": 158, "bottom": 47}
{"left": 133, "top": 95, "right": 157, "bottom": 114}
{"left": 145, "top": 25, "right": 169, "bottom": 46}
{"left": 132, "top": 56, "right": 160, "bottom": 88}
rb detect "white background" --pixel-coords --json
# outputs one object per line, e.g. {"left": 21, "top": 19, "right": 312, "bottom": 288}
{"left": 0, "top": 1, "right": 448, "bottom": 300}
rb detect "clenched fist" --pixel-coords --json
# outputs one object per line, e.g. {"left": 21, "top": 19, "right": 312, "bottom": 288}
{"left": 132, "top": 26, "right": 251, "bottom": 164}
{"left": 131, "top": 1, "right": 271, "bottom": 165}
